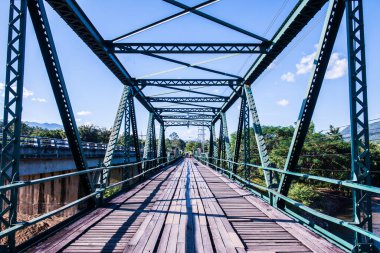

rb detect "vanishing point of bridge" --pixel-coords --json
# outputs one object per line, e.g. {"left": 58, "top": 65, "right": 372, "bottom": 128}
{"left": 0, "top": 0, "right": 378, "bottom": 252}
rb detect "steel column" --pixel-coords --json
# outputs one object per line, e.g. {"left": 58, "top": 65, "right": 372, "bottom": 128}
{"left": 233, "top": 94, "right": 247, "bottom": 174}
{"left": 143, "top": 113, "right": 155, "bottom": 170}
{"left": 220, "top": 113, "right": 232, "bottom": 177}
{"left": 217, "top": 121, "right": 223, "bottom": 169}
{"left": 124, "top": 89, "right": 132, "bottom": 165}
{"left": 158, "top": 123, "right": 166, "bottom": 164}
{"left": 346, "top": 0, "right": 373, "bottom": 251}
{"left": 244, "top": 86, "right": 278, "bottom": 187}
{"left": 130, "top": 96, "right": 142, "bottom": 173}
{"left": 243, "top": 98, "right": 250, "bottom": 180}
{"left": 0, "top": 0, "right": 27, "bottom": 250}
{"left": 101, "top": 86, "right": 131, "bottom": 187}
{"left": 277, "top": 0, "right": 345, "bottom": 208}
{"left": 28, "top": 0, "right": 93, "bottom": 196}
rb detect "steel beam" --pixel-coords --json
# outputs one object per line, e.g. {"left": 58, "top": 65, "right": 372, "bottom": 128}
{"left": 136, "top": 79, "right": 240, "bottom": 87}
{"left": 144, "top": 86, "right": 227, "bottom": 98}
{"left": 212, "top": 0, "right": 329, "bottom": 124}
{"left": 112, "top": 0, "right": 218, "bottom": 42}
{"left": 277, "top": 0, "right": 345, "bottom": 207}
{"left": 164, "top": 0, "right": 269, "bottom": 42}
{"left": 164, "top": 121, "right": 211, "bottom": 128}
{"left": 111, "top": 43, "right": 266, "bottom": 54}
{"left": 45, "top": 0, "right": 163, "bottom": 124}
{"left": 0, "top": 0, "right": 27, "bottom": 249}
{"left": 28, "top": 0, "right": 94, "bottom": 197}
{"left": 346, "top": 0, "right": 373, "bottom": 250}
{"left": 148, "top": 97, "right": 228, "bottom": 103}
{"left": 162, "top": 115, "right": 213, "bottom": 120}
{"left": 156, "top": 108, "right": 219, "bottom": 113}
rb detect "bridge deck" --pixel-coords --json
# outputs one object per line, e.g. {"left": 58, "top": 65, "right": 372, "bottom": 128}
{"left": 28, "top": 159, "right": 344, "bottom": 253}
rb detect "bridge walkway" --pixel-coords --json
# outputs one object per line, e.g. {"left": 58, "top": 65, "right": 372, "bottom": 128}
{"left": 27, "top": 158, "right": 344, "bottom": 253}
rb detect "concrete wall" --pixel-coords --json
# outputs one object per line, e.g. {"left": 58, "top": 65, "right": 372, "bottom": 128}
{"left": 17, "top": 155, "right": 140, "bottom": 216}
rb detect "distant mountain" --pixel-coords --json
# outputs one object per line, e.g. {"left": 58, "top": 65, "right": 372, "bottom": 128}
{"left": 341, "top": 120, "right": 380, "bottom": 142}
{"left": 25, "top": 121, "right": 63, "bottom": 130}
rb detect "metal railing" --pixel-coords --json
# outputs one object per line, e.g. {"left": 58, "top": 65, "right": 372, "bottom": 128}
{"left": 0, "top": 155, "right": 181, "bottom": 241}
{"left": 195, "top": 155, "right": 380, "bottom": 251}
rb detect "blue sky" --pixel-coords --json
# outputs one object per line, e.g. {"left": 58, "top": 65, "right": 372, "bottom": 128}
{"left": 0, "top": 0, "right": 379, "bottom": 141}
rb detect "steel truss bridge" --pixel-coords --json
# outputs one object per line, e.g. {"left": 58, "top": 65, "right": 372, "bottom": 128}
{"left": 0, "top": 0, "right": 377, "bottom": 252}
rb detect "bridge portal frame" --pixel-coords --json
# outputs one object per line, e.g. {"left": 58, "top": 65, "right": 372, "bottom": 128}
{"left": 0, "top": 0, "right": 376, "bottom": 252}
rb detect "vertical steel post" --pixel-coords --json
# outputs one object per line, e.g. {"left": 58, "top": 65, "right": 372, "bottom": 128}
{"left": 208, "top": 125, "right": 214, "bottom": 166}
{"left": 158, "top": 123, "right": 166, "bottom": 164}
{"left": 212, "top": 123, "right": 218, "bottom": 163}
{"left": 217, "top": 120, "right": 223, "bottom": 169}
{"left": 130, "top": 96, "right": 141, "bottom": 173}
{"left": 124, "top": 90, "right": 132, "bottom": 165}
{"left": 243, "top": 98, "right": 250, "bottom": 181}
{"left": 346, "top": 0, "right": 373, "bottom": 251}
{"left": 143, "top": 113, "right": 155, "bottom": 171}
{"left": 220, "top": 112, "right": 232, "bottom": 177}
{"left": 0, "top": 0, "right": 27, "bottom": 250}
{"left": 101, "top": 86, "right": 130, "bottom": 187}
{"left": 244, "top": 86, "right": 278, "bottom": 187}
{"left": 233, "top": 93, "right": 247, "bottom": 174}
{"left": 277, "top": 0, "right": 345, "bottom": 208}
{"left": 123, "top": 89, "right": 132, "bottom": 184}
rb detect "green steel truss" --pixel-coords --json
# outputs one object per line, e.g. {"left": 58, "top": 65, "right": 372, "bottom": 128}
{"left": 0, "top": 0, "right": 377, "bottom": 252}
{"left": 277, "top": 0, "right": 345, "bottom": 204}
{"left": 346, "top": 0, "right": 372, "bottom": 251}
{"left": 0, "top": 0, "right": 27, "bottom": 249}
{"left": 136, "top": 79, "right": 240, "bottom": 87}
{"left": 110, "top": 43, "right": 267, "bottom": 54}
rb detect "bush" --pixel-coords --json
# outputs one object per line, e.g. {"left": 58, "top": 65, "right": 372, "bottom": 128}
{"left": 288, "top": 182, "right": 318, "bottom": 206}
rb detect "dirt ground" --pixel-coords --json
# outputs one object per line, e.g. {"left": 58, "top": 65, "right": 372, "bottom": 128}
{"left": 1, "top": 213, "right": 67, "bottom": 246}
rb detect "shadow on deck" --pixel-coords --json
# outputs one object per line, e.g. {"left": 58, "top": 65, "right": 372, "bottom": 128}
{"left": 26, "top": 158, "right": 344, "bottom": 253}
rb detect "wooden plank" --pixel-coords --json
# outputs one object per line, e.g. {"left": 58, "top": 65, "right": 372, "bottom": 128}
{"left": 195, "top": 159, "right": 345, "bottom": 253}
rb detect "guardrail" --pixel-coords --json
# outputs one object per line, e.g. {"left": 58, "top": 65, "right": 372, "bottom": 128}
{"left": 0, "top": 135, "right": 138, "bottom": 159}
{"left": 0, "top": 155, "right": 182, "bottom": 243}
{"left": 195, "top": 155, "right": 380, "bottom": 251}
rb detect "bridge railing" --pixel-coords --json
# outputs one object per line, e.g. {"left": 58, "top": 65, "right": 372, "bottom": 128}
{"left": 195, "top": 155, "right": 380, "bottom": 251}
{"left": 0, "top": 134, "right": 139, "bottom": 159}
{"left": 0, "top": 156, "right": 180, "bottom": 244}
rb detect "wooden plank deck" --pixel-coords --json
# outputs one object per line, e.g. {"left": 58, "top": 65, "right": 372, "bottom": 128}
{"left": 27, "top": 158, "right": 345, "bottom": 253}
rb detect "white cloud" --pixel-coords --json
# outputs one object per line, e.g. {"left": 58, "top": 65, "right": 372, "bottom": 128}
{"left": 23, "top": 88, "right": 34, "bottom": 98}
{"left": 296, "top": 52, "right": 316, "bottom": 75}
{"left": 325, "top": 53, "right": 348, "bottom": 79}
{"left": 281, "top": 72, "right": 295, "bottom": 82}
{"left": 0, "top": 84, "right": 34, "bottom": 98}
{"left": 277, "top": 99, "right": 289, "bottom": 106}
{"left": 295, "top": 51, "right": 347, "bottom": 80}
{"left": 32, "top": 97, "right": 47, "bottom": 103}
{"left": 77, "top": 111, "right": 92, "bottom": 116}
